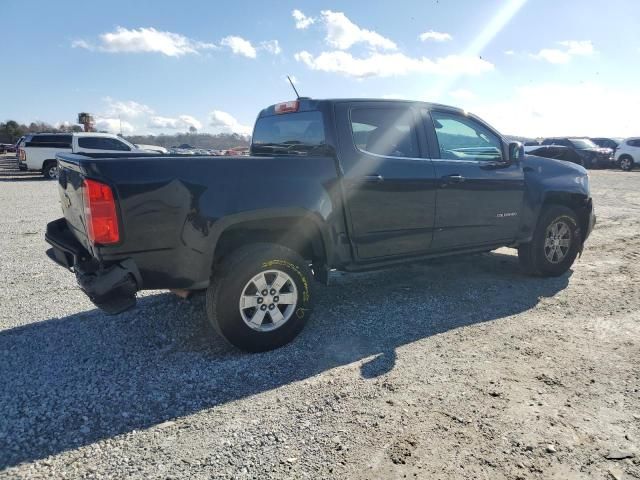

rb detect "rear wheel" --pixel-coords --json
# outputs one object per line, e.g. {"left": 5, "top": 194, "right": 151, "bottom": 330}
{"left": 43, "top": 161, "right": 58, "bottom": 179}
{"left": 206, "top": 243, "right": 314, "bottom": 352}
{"left": 619, "top": 156, "right": 634, "bottom": 172}
{"left": 518, "top": 205, "right": 580, "bottom": 277}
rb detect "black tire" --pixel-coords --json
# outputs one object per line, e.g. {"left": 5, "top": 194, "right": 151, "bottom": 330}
{"left": 619, "top": 155, "right": 634, "bottom": 172}
{"left": 518, "top": 205, "right": 581, "bottom": 277}
{"left": 42, "top": 161, "right": 58, "bottom": 179}
{"left": 206, "top": 243, "right": 314, "bottom": 352}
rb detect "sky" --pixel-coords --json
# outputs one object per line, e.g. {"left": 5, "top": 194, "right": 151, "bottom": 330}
{"left": 2, "top": 0, "right": 639, "bottom": 138}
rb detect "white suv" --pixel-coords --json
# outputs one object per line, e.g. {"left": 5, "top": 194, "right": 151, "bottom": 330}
{"left": 615, "top": 137, "right": 640, "bottom": 171}
{"left": 18, "top": 132, "right": 160, "bottom": 178}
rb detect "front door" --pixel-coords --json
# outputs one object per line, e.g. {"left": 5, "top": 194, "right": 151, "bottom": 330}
{"left": 335, "top": 102, "right": 438, "bottom": 260}
{"left": 426, "top": 109, "right": 525, "bottom": 251}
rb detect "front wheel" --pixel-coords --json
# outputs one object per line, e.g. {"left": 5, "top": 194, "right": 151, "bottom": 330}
{"left": 518, "top": 205, "right": 581, "bottom": 277}
{"left": 619, "top": 156, "right": 634, "bottom": 172}
{"left": 206, "top": 243, "right": 314, "bottom": 352}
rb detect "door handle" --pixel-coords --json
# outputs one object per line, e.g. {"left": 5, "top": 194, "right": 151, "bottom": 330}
{"left": 442, "top": 174, "right": 465, "bottom": 183}
{"left": 364, "top": 174, "right": 384, "bottom": 183}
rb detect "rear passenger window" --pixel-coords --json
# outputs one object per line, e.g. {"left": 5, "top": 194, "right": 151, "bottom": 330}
{"left": 628, "top": 139, "right": 640, "bottom": 147}
{"left": 430, "top": 111, "right": 502, "bottom": 162}
{"left": 349, "top": 107, "right": 420, "bottom": 158}
{"left": 78, "top": 137, "right": 131, "bottom": 151}
{"left": 26, "top": 135, "right": 72, "bottom": 148}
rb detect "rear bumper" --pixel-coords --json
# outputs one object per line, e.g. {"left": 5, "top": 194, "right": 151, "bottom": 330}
{"left": 45, "top": 218, "right": 141, "bottom": 314}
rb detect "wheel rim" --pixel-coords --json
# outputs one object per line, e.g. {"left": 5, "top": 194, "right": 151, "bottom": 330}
{"left": 48, "top": 166, "right": 58, "bottom": 178}
{"left": 544, "top": 220, "right": 571, "bottom": 264}
{"left": 238, "top": 269, "right": 298, "bottom": 332}
{"left": 621, "top": 158, "right": 631, "bottom": 170}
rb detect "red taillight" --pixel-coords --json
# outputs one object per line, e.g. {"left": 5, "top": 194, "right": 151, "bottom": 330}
{"left": 82, "top": 179, "right": 120, "bottom": 245}
{"left": 19, "top": 149, "right": 25, "bottom": 161}
{"left": 275, "top": 100, "right": 299, "bottom": 114}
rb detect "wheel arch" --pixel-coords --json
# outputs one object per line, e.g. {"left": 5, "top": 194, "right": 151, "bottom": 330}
{"left": 208, "top": 208, "right": 333, "bottom": 270}
{"left": 541, "top": 191, "right": 592, "bottom": 243}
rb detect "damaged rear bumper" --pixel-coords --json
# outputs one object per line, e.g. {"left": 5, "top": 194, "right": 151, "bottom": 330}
{"left": 45, "top": 218, "right": 141, "bottom": 314}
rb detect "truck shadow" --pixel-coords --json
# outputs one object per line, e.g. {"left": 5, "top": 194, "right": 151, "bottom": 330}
{"left": 0, "top": 251, "right": 570, "bottom": 469}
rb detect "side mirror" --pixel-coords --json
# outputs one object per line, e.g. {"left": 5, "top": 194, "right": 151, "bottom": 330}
{"left": 508, "top": 141, "right": 524, "bottom": 164}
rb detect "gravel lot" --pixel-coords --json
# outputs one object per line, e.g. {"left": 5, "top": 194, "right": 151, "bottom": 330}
{"left": 1, "top": 153, "right": 639, "bottom": 479}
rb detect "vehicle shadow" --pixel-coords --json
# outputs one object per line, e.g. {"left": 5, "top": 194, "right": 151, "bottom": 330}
{"left": 0, "top": 251, "right": 570, "bottom": 469}
{"left": 0, "top": 156, "right": 48, "bottom": 182}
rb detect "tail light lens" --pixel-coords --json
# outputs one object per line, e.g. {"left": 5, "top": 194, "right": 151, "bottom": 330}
{"left": 83, "top": 179, "right": 120, "bottom": 245}
{"left": 19, "top": 149, "right": 25, "bottom": 161}
{"left": 275, "top": 101, "right": 299, "bottom": 114}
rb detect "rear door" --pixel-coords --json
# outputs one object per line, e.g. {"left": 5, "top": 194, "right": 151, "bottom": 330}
{"left": 426, "top": 109, "right": 525, "bottom": 250}
{"left": 336, "top": 102, "right": 437, "bottom": 260}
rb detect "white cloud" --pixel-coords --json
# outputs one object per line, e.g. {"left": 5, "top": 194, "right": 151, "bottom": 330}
{"left": 259, "top": 40, "right": 282, "bottom": 55}
{"left": 419, "top": 30, "right": 452, "bottom": 42}
{"left": 468, "top": 82, "right": 640, "bottom": 138}
{"left": 292, "top": 9, "right": 315, "bottom": 29}
{"left": 559, "top": 40, "right": 594, "bottom": 55}
{"left": 320, "top": 10, "right": 396, "bottom": 51}
{"left": 73, "top": 27, "right": 217, "bottom": 57}
{"left": 531, "top": 40, "right": 594, "bottom": 64}
{"left": 103, "top": 97, "right": 154, "bottom": 119}
{"left": 148, "top": 115, "right": 202, "bottom": 130}
{"left": 285, "top": 75, "right": 299, "bottom": 85}
{"left": 531, "top": 48, "right": 571, "bottom": 64}
{"left": 209, "top": 110, "right": 251, "bottom": 136}
{"left": 220, "top": 36, "right": 257, "bottom": 58}
{"left": 71, "top": 39, "right": 93, "bottom": 50}
{"left": 94, "top": 118, "right": 135, "bottom": 134}
{"left": 449, "top": 88, "right": 475, "bottom": 100}
{"left": 504, "top": 49, "right": 515, "bottom": 55}
{"left": 295, "top": 50, "right": 493, "bottom": 78}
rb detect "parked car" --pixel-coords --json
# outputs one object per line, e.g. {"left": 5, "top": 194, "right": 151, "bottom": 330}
{"left": 524, "top": 145, "right": 584, "bottom": 165}
{"left": 591, "top": 137, "right": 624, "bottom": 151}
{"left": 45, "top": 98, "right": 595, "bottom": 352}
{"left": 615, "top": 137, "right": 640, "bottom": 171}
{"left": 134, "top": 144, "right": 168, "bottom": 154}
{"left": 541, "top": 137, "right": 613, "bottom": 168}
{"left": 20, "top": 132, "right": 153, "bottom": 178}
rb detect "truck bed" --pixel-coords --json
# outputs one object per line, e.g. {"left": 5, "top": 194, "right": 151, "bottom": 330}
{"left": 55, "top": 152, "right": 340, "bottom": 290}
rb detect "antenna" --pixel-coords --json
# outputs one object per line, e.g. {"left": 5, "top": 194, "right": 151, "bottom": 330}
{"left": 287, "top": 75, "right": 300, "bottom": 99}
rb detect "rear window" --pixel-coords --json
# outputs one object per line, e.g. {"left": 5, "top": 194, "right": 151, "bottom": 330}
{"left": 77, "top": 137, "right": 131, "bottom": 151}
{"left": 251, "top": 111, "right": 328, "bottom": 156}
{"left": 25, "top": 135, "right": 72, "bottom": 148}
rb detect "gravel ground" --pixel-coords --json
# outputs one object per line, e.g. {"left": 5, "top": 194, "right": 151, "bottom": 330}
{"left": 0, "top": 153, "right": 639, "bottom": 479}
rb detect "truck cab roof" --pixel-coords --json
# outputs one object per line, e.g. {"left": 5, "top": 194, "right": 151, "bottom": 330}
{"left": 257, "top": 98, "right": 466, "bottom": 118}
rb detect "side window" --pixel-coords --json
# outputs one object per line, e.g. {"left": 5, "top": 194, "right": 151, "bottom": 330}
{"left": 430, "top": 111, "right": 503, "bottom": 162}
{"left": 349, "top": 107, "right": 420, "bottom": 158}
{"left": 78, "top": 137, "right": 131, "bottom": 151}
{"left": 629, "top": 139, "right": 640, "bottom": 148}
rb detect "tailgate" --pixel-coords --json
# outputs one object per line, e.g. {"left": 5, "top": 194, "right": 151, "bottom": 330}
{"left": 56, "top": 155, "right": 92, "bottom": 252}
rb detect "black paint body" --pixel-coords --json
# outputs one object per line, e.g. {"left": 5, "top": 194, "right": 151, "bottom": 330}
{"left": 47, "top": 99, "right": 595, "bottom": 298}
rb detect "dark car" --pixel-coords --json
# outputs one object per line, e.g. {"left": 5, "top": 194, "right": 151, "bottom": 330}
{"left": 541, "top": 137, "right": 613, "bottom": 168}
{"left": 591, "top": 137, "right": 624, "bottom": 151}
{"left": 526, "top": 145, "right": 584, "bottom": 165}
{"left": 45, "top": 98, "right": 595, "bottom": 352}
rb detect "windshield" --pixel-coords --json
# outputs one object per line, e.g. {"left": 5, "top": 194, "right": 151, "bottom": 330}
{"left": 569, "top": 138, "right": 597, "bottom": 149}
{"left": 251, "top": 111, "right": 328, "bottom": 156}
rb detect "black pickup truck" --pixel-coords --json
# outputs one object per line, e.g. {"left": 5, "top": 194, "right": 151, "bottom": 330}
{"left": 46, "top": 98, "right": 595, "bottom": 352}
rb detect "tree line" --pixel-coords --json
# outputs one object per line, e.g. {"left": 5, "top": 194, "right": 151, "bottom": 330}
{"left": 0, "top": 120, "right": 250, "bottom": 149}
{"left": 0, "top": 120, "right": 83, "bottom": 143}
